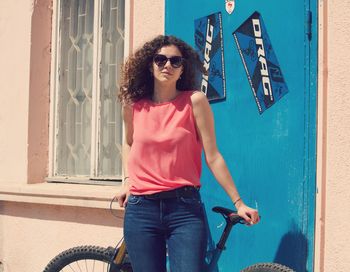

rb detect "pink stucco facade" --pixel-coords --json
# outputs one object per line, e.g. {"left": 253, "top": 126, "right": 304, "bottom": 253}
{"left": 315, "top": 1, "right": 350, "bottom": 271}
{"left": 0, "top": 0, "right": 164, "bottom": 271}
{"left": 0, "top": 0, "right": 349, "bottom": 271}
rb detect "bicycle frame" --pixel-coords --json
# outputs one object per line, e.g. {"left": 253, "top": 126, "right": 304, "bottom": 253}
{"left": 109, "top": 207, "right": 243, "bottom": 272}
{"left": 44, "top": 202, "right": 295, "bottom": 272}
{"left": 114, "top": 241, "right": 127, "bottom": 265}
{"left": 205, "top": 215, "right": 236, "bottom": 271}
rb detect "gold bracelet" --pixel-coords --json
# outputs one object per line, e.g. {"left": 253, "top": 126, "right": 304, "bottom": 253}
{"left": 233, "top": 197, "right": 241, "bottom": 205}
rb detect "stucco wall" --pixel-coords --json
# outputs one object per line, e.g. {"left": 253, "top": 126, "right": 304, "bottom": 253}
{"left": 0, "top": 0, "right": 32, "bottom": 183}
{"left": 322, "top": 0, "right": 350, "bottom": 271}
{"left": 0, "top": 0, "right": 165, "bottom": 271}
{"left": 0, "top": 0, "right": 165, "bottom": 185}
{"left": 0, "top": 201, "right": 123, "bottom": 271}
{"left": 132, "top": 0, "right": 165, "bottom": 49}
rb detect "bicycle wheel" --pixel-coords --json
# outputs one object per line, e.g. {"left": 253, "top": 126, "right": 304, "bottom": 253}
{"left": 43, "top": 245, "right": 133, "bottom": 272}
{"left": 241, "top": 262, "right": 295, "bottom": 272}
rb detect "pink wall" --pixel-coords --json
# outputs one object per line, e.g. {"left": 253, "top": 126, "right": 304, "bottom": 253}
{"left": 0, "top": 201, "right": 123, "bottom": 271}
{"left": 132, "top": 0, "right": 165, "bottom": 49}
{"left": 0, "top": 0, "right": 32, "bottom": 183}
{"left": 316, "top": 0, "right": 350, "bottom": 271}
{"left": 0, "top": 0, "right": 164, "bottom": 271}
{"left": 27, "top": 0, "right": 51, "bottom": 184}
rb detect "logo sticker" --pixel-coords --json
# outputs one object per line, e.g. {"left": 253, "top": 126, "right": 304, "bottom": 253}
{"left": 225, "top": 0, "right": 235, "bottom": 15}
{"left": 194, "top": 12, "right": 226, "bottom": 102}
{"left": 233, "top": 12, "right": 288, "bottom": 113}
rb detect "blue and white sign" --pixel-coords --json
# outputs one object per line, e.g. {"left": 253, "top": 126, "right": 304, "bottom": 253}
{"left": 194, "top": 12, "right": 226, "bottom": 102}
{"left": 233, "top": 12, "right": 288, "bottom": 113}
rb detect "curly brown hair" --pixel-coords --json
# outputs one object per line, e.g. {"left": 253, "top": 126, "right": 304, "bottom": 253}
{"left": 118, "top": 35, "right": 206, "bottom": 104}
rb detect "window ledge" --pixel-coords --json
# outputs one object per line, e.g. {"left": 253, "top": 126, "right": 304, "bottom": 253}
{"left": 0, "top": 182, "right": 124, "bottom": 210}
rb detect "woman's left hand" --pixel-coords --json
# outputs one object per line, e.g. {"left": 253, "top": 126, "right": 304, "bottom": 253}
{"left": 236, "top": 201, "right": 260, "bottom": 225}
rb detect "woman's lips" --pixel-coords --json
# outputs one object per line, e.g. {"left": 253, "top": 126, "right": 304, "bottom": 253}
{"left": 161, "top": 69, "right": 172, "bottom": 75}
{"left": 162, "top": 72, "right": 171, "bottom": 75}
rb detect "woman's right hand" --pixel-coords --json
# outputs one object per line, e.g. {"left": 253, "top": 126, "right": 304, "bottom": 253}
{"left": 115, "top": 183, "right": 131, "bottom": 208}
{"left": 235, "top": 200, "right": 260, "bottom": 225}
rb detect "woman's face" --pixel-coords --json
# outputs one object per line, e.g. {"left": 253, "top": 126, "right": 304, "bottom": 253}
{"left": 151, "top": 45, "right": 184, "bottom": 85}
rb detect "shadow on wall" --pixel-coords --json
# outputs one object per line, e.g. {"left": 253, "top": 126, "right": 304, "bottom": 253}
{"left": 274, "top": 222, "right": 308, "bottom": 272}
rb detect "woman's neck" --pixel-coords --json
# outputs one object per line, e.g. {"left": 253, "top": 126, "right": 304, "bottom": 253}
{"left": 152, "top": 83, "right": 179, "bottom": 103}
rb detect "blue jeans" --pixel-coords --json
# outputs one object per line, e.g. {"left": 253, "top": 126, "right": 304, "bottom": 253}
{"left": 124, "top": 189, "right": 207, "bottom": 272}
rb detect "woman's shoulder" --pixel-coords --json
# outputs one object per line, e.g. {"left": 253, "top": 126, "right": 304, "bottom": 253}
{"left": 189, "top": 90, "right": 208, "bottom": 106}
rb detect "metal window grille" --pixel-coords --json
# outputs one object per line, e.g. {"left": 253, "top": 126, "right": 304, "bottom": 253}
{"left": 50, "top": 0, "right": 125, "bottom": 181}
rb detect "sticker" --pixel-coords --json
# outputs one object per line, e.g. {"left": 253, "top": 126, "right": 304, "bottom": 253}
{"left": 225, "top": 0, "right": 235, "bottom": 15}
{"left": 233, "top": 12, "right": 288, "bottom": 114}
{"left": 194, "top": 12, "right": 226, "bottom": 102}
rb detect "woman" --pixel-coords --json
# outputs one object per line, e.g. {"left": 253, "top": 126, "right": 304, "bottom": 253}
{"left": 116, "top": 35, "right": 259, "bottom": 272}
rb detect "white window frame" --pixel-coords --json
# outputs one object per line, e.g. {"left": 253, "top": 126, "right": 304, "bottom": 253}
{"left": 48, "top": 0, "right": 130, "bottom": 184}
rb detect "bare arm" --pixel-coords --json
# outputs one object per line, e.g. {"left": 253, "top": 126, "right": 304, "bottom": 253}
{"left": 121, "top": 104, "right": 133, "bottom": 182}
{"left": 115, "top": 103, "right": 133, "bottom": 207}
{"left": 191, "top": 91, "right": 259, "bottom": 224}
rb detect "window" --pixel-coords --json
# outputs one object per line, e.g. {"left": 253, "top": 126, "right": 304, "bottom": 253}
{"left": 49, "top": 0, "right": 127, "bottom": 182}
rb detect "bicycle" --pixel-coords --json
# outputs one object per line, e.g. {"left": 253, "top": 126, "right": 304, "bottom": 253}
{"left": 43, "top": 198, "right": 295, "bottom": 272}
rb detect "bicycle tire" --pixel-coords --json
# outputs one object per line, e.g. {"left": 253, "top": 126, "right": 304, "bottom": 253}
{"left": 43, "top": 245, "right": 133, "bottom": 272}
{"left": 241, "top": 262, "right": 295, "bottom": 272}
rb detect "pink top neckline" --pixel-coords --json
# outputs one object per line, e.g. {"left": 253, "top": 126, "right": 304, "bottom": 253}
{"left": 147, "top": 91, "right": 186, "bottom": 106}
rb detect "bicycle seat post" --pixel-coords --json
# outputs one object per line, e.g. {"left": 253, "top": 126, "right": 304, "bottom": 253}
{"left": 219, "top": 223, "right": 234, "bottom": 249}
{"left": 207, "top": 211, "right": 241, "bottom": 271}
{"left": 212, "top": 206, "right": 242, "bottom": 251}
{"left": 206, "top": 206, "right": 244, "bottom": 271}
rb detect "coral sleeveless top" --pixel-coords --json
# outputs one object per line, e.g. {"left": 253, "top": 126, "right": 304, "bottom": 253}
{"left": 128, "top": 91, "right": 202, "bottom": 195}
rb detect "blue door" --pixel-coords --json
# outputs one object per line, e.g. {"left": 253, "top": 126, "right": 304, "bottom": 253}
{"left": 165, "top": 1, "right": 317, "bottom": 271}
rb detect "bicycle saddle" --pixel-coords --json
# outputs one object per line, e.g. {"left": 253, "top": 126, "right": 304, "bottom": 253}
{"left": 212, "top": 206, "right": 244, "bottom": 224}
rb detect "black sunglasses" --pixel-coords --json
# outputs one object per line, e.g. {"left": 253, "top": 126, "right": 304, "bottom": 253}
{"left": 153, "top": 54, "right": 184, "bottom": 68}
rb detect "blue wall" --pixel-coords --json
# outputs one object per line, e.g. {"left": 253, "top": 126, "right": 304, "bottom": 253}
{"left": 165, "top": 1, "right": 317, "bottom": 271}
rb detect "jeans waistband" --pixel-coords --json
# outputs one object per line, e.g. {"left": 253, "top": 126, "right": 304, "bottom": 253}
{"left": 143, "top": 186, "right": 199, "bottom": 200}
